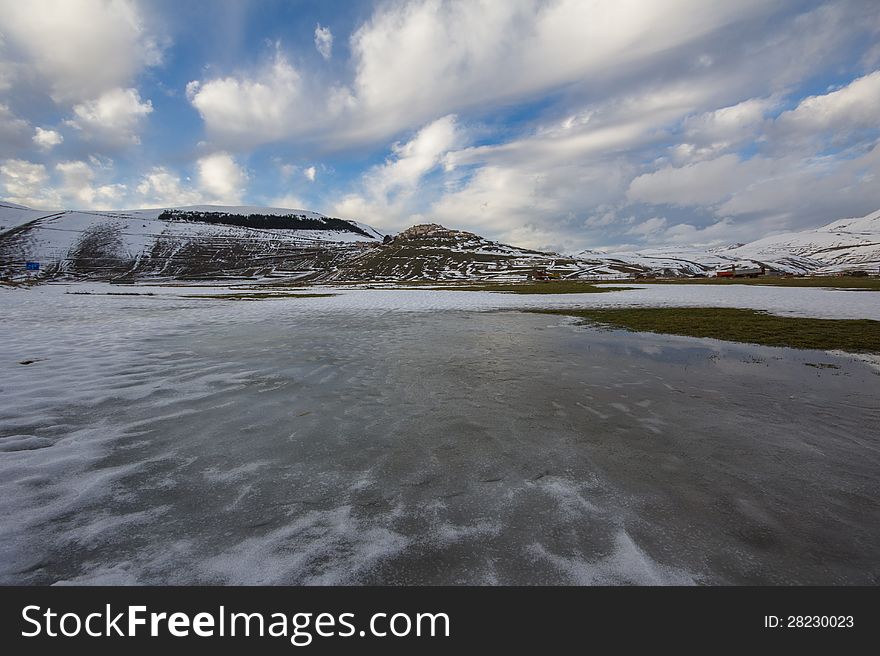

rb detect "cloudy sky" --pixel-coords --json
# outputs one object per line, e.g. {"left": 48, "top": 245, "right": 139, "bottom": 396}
{"left": 1, "top": 0, "right": 879, "bottom": 251}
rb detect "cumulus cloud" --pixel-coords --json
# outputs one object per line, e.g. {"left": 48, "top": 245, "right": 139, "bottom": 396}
{"left": 66, "top": 87, "right": 153, "bottom": 146}
{"left": 271, "top": 193, "right": 307, "bottom": 210}
{"left": 373, "top": 115, "right": 461, "bottom": 194}
{"left": 303, "top": 166, "right": 317, "bottom": 182}
{"left": 626, "top": 216, "right": 668, "bottom": 238}
{"left": 333, "top": 115, "right": 462, "bottom": 228}
{"left": 32, "top": 127, "right": 63, "bottom": 151}
{"left": 716, "top": 146, "right": 880, "bottom": 223}
{"left": 185, "top": 1, "right": 789, "bottom": 149}
{"left": 424, "top": 84, "right": 705, "bottom": 247}
{"left": 769, "top": 70, "right": 880, "bottom": 151}
{"left": 195, "top": 152, "right": 247, "bottom": 203}
{"left": 314, "top": 24, "right": 333, "bottom": 60}
{"left": 2, "top": 153, "right": 250, "bottom": 211}
{"left": 627, "top": 154, "right": 763, "bottom": 207}
{"left": 135, "top": 157, "right": 252, "bottom": 208}
{"left": 0, "top": 105, "right": 31, "bottom": 154}
{"left": 419, "top": 7, "right": 880, "bottom": 249}
{"left": 0, "top": 158, "right": 128, "bottom": 209}
{"left": 135, "top": 167, "right": 204, "bottom": 207}
{"left": 0, "top": 0, "right": 164, "bottom": 103}
{"left": 0, "top": 59, "right": 15, "bottom": 93}
{"left": 0, "top": 159, "right": 51, "bottom": 206}
{"left": 344, "top": 0, "right": 774, "bottom": 141}
{"left": 55, "top": 160, "right": 127, "bottom": 209}
{"left": 623, "top": 69, "right": 880, "bottom": 237}
{"left": 672, "top": 96, "right": 778, "bottom": 164}
{"left": 187, "top": 48, "right": 307, "bottom": 147}
{"left": 182, "top": 0, "right": 878, "bottom": 162}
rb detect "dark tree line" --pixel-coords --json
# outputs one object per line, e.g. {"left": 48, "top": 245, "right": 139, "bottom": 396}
{"left": 158, "top": 210, "right": 371, "bottom": 237}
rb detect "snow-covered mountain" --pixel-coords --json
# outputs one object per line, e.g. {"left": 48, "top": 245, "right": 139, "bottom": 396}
{"left": 572, "top": 209, "right": 880, "bottom": 277}
{"left": 332, "top": 223, "right": 567, "bottom": 281}
{"left": 727, "top": 209, "right": 880, "bottom": 273}
{"left": 2, "top": 202, "right": 878, "bottom": 282}
{"left": 0, "top": 203, "right": 383, "bottom": 281}
{"left": 571, "top": 245, "right": 822, "bottom": 277}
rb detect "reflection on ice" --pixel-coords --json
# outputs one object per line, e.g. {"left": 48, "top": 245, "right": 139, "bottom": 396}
{"left": 1, "top": 288, "right": 879, "bottom": 584}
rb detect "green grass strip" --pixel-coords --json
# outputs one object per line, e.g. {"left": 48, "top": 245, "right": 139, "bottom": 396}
{"left": 630, "top": 276, "right": 880, "bottom": 290}
{"left": 185, "top": 292, "right": 336, "bottom": 300}
{"left": 435, "top": 281, "right": 636, "bottom": 294}
{"left": 534, "top": 307, "right": 880, "bottom": 353}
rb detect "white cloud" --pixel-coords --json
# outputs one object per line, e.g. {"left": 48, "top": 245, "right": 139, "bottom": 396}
{"left": 770, "top": 69, "right": 880, "bottom": 150}
{"left": 430, "top": 164, "right": 563, "bottom": 241}
{"left": 53, "top": 160, "right": 95, "bottom": 200}
{"left": 271, "top": 193, "right": 307, "bottom": 210}
{"left": 584, "top": 208, "right": 624, "bottom": 230}
{"left": 423, "top": 84, "right": 710, "bottom": 247}
{"left": 673, "top": 96, "right": 778, "bottom": 163}
{"left": 3, "top": 154, "right": 249, "bottom": 212}
{"left": 1, "top": 158, "right": 127, "bottom": 209}
{"left": 196, "top": 152, "right": 246, "bottom": 203}
{"left": 625, "top": 143, "right": 880, "bottom": 239}
{"left": 32, "top": 127, "right": 63, "bottom": 151}
{"left": 0, "top": 60, "right": 15, "bottom": 93}
{"left": 184, "top": 1, "right": 794, "bottom": 149}
{"left": 5, "top": 1, "right": 878, "bottom": 252}
{"left": 55, "top": 160, "right": 127, "bottom": 209}
{"left": 372, "top": 115, "right": 461, "bottom": 195}
{"left": 135, "top": 167, "right": 203, "bottom": 207}
{"left": 626, "top": 71, "right": 880, "bottom": 233}
{"left": 333, "top": 115, "right": 462, "bottom": 228}
{"left": 187, "top": 49, "right": 307, "bottom": 147}
{"left": 627, "top": 154, "right": 770, "bottom": 207}
{"left": 345, "top": 0, "right": 772, "bottom": 141}
{"left": 314, "top": 24, "right": 333, "bottom": 60}
{"left": 428, "top": 59, "right": 880, "bottom": 249}
{"left": 182, "top": 0, "right": 878, "bottom": 161}
{"left": 626, "top": 216, "right": 668, "bottom": 237}
{"left": 66, "top": 87, "right": 153, "bottom": 146}
{"left": 0, "top": 159, "right": 51, "bottom": 205}
{"left": 0, "top": 104, "right": 30, "bottom": 153}
{"left": 716, "top": 146, "right": 880, "bottom": 223}
{"left": 0, "top": 0, "right": 164, "bottom": 103}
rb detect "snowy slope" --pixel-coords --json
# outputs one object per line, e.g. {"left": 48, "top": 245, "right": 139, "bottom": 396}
{"left": 0, "top": 202, "right": 63, "bottom": 233}
{"left": 331, "top": 224, "right": 566, "bottom": 281}
{"left": 0, "top": 203, "right": 383, "bottom": 280}
{"left": 728, "top": 209, "right": 880, "bottom": 272}
{"left": 3, "top": 201, "right": 879, "bottom": 281}
{"left": 572, "top": 209, "right": 880, "bottom": 276}
{"left": 573, "top": 247, "right": 822, "bottom": 276}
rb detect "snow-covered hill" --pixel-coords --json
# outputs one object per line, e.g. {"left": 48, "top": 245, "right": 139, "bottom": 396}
{"left": 571, "top": 209, "right": 880, "bottom": 277}
{"left": 2, "top": 201, "right": 879, "bottom": 282}
{"left": 0, "top": 204, "right": 383, "bottom": 281}
{"left": 572, "top": 246, "right": 823, "bottom": 277}
{"left": 727, "top": 209, "right": 880, "bottom": 273}
{"left": 333, "top": 223, "right": 567, "bottom": 281}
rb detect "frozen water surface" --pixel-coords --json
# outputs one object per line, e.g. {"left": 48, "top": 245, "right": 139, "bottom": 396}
{"left": 1, "top": 283, "right": 879, "bottom": 584}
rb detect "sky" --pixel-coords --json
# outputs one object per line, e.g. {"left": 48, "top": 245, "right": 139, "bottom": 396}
{"left": 1, "top": 0, "right": 879, "bottom": 252}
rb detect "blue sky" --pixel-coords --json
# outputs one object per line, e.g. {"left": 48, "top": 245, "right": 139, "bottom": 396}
{"left": 1, "top": 0, "right": 879, "bottom": 251}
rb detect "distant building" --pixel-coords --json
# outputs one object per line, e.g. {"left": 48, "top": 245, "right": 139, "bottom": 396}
{"left": 714, "top": 264, "right": 766, "bottom": 278}
{"left": 396, "top": 224, "right": 475, "bottom": 240}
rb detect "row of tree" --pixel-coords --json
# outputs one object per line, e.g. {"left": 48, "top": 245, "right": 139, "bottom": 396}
{"left": 158, "top": 210, "right": 371, "bottom": 237}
